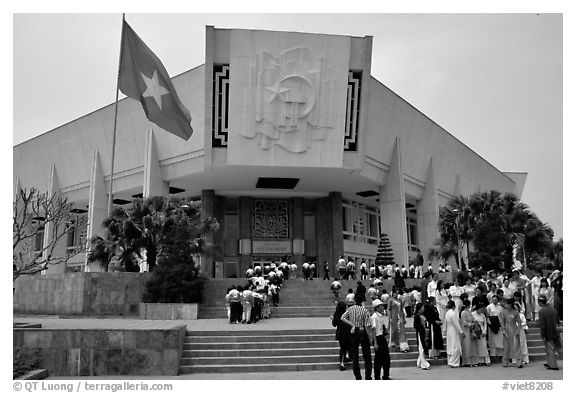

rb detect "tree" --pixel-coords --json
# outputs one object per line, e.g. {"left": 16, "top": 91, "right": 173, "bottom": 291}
{"left": 375, "top": 233, "right": 395, "bottom": 266}
{"left": 433, "top": 190, "right": 555, "bottom": 272}
{"left": 13, "top": 187, "right": 87, "bottom": 280}
{"left": 87, "top": 196, "right": 219, "bottom": 275}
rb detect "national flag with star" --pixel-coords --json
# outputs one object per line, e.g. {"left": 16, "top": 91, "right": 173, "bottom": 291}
{"left": 118, "top": 20, "right": 193, "bottom": 140}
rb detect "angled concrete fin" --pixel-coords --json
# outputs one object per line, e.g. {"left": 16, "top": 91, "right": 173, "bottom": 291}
{"left": 379, "top": 137, "right": 408, "bottom": 266}
{"left": 143, "top": 129, "right": 169, "bottom": 198}
{"left": 453, "top": 173, "right": 462, "bottom": 197}
{"left": 503, "top": 172, "right": 528, "bottom": 197}
{"left": 86, "top": 150, "right": 108, "bottom": 264}
{"left": 417, "top": 157, "right": 441, "bottom": 269}
{"left": 42, "top": 164, "right": 61, "bottom": 260}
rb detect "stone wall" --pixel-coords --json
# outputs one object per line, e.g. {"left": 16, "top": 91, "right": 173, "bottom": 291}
{"left": 13, "top": 272, "right": 150, "bottom": 315}
{"left": 13, "top": 326, "right": 186, "bottom": 376}
{"left": 140, "top": 303, "right": 198, "bottom": 320}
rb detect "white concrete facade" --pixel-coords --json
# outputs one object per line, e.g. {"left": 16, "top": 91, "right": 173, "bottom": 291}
{"left": 13, "top": 27, "right": 526, "bottom": 277}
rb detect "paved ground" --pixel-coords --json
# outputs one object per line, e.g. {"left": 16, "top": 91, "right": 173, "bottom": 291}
{"left": 13, "top": 314, "right": 353, "bottom": 331}
{"left": 14, "top": 314, "right": 564, "bottom": 381}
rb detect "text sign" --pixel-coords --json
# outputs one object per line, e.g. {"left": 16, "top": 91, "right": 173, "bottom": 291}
{"left": 252, "top": 240, "right": 292, "bottom": 254}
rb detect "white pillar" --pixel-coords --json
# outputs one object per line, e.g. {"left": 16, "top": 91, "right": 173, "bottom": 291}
{"left": 379, "top": 137, "right": 408, "bottom": 267}
{"left": 143, "top": 129, "right": 169, "bottom": 198}
{"left": 417, "top": 157, "right": 440, "bottom": 272}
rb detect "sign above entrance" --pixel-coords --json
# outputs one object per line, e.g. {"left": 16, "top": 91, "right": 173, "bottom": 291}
{"left": 252, "top": 240, "right": 292, "bottom": 254}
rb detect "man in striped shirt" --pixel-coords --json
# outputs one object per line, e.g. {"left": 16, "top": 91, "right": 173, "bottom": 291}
{"left": 341, "top": 293, "right": 373, "bottom": 380}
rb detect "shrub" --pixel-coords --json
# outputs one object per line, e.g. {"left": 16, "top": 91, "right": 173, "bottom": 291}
{"left": 142, "top": 260, "right": 208, "bottom": 304}
{"left": 13, "top": 347, "right": 40, "bottom": 378}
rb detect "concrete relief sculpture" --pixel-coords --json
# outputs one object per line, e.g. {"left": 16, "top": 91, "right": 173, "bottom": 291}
{"left": 228, "top": 30, "right": 349, "bottom": 167}
{"left": 242, "top": 47, "right": 336, "bottom": 153}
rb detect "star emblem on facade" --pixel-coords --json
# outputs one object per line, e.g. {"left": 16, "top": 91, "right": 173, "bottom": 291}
{"left": 141, "top": 70, "right": 169, "bottom": 110}
{"left": 265, "top": 80, "right": 290, "bottom": 103}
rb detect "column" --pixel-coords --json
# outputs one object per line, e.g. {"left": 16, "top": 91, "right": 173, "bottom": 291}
{"left": 329, "top": 192, "right": 344, "bottom": 265}
{"left": 292, "top": 197, "right": 305, "bottom": 266}
{"left": 238, "top": 197, "right": 252, "bottom": 274}
{"left": 379, "top": 137, "right": 409, "bottom": 267}
{"left": 315, "top": 192, "right": 344, "bottom": 275}
{"left": 315, "top": 197, "right": 331, "bottom": 274}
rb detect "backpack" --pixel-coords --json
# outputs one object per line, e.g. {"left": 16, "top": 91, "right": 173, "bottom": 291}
{"left": 472, "top": 321, "right": 483, "bottom": 339}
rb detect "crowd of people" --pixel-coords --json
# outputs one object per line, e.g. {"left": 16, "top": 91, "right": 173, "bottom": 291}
{"left": 329, "top": 266, "right": 563, "bottom": 378}
{"left": 225, "top": 263, "right": 287, "bottom": 324}
{"left": 333, "top": 253, "right": 453, "bottom": 282}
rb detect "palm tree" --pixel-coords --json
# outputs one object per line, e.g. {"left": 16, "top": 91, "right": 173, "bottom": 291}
{"left": 87, "top": 196, "right": 219, "bottom": 273}
{"left": 434, "top": 191, "right": 554, "bottom": 272}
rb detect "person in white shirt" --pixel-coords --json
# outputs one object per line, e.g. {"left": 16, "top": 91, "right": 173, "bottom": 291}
{"left": 427, "top": 273, "right": 439, "bottom": 299}
{"left": 337, "top": 256, "right": 347, "bottom": 280}
{"left": 401, "top": 265, "right": 408, "bottom": 279}
{"left": 331, "top": 279, "right": 342, "bottom": 302}
{"left": 410, "top": 286, "right": 422, "bottom": 305}
{"left": 369, "top": 265, "right": 376, "bottom": 279}
{"left": 530, "top": 270, "right": 543, "bottom": 320}
{"left": 449, "top": 281, "right": 465, "bottom": 312}
{"left": 445, "top": 300, "right": 464, "bottom": 367}
{"left": 302, "top": 262, "right": 310, "bottom": 280}
{"left": 290, "top": 262, "right": 297, "bottom": 280}
{"left": 501, "top": 279, "right": 514, "bottom": 300}
{"left": 370, "top": 300, "right": 391, "bottom": 380}
{"left": 386, "top": 264, "right": 394, "bottom": 279}
{"left": 346, "top": 260, "right": 357, "bottom": 280}
{"left": 360, "top": 262, "right": 368, "bottom": 280}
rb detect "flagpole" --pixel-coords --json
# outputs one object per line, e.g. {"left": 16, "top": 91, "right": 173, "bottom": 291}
{"left": 107, "top": 13, "right": 126, "bottom": 215}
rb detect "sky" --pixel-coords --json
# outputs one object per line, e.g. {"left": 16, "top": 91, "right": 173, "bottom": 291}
{"left": 11, "top": 12, "right": 565, "bottom": 240}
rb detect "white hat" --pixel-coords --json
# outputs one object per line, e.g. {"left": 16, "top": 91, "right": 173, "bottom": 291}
{"left": 372, "top": 299, "right": 383, "bottom": 308}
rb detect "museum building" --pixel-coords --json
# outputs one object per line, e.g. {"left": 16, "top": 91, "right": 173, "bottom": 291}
{"left": 13, "top": 27, "right": 527, "bottom": 278}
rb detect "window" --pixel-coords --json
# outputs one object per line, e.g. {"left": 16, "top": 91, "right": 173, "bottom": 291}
{"left": 33, "top": 227, "right": 44, "bottom": 252}
{"left": 66, "top": 216, "right": 87, "bottom": 253}
{"left": 342, "top": 199, "right": 379, "bottom": 244}
{"left": 406, "top": 216, "right": 418, "bottom": 247}
{"left": 212, "top": 64, "right": 230, "bottom": 147}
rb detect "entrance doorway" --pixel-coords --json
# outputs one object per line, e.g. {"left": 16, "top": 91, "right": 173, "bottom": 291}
{"left": 252, "top": 257, "right": 273, "bottom": 270}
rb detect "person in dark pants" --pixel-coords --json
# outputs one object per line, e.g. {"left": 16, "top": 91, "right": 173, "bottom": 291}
{"left": 538, "top": 295, "right": 562, "bottom": 370}
{"left": 323, "top": 261, "right": 331, "bottom": 280}
{"left": 370, "top": 299, "right": 391, "bottom": 380}
{"left": 420, "top": 271, "right": 431, "bottom": 303}
{"left": 356, "top": 281, "right": 367, "bottom": 304}
{"left": 331, "top": 301, "right": 352, "bottom": 371}
{"left": 340, "top": 294, "right": 373, "bottom": 380}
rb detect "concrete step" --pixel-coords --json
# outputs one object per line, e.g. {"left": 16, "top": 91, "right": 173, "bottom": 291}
{"left": 181, "top": 350, "right": 431, "bottom": 366}
{"left": 181, "top": 347, "right": 426, "bottom": 359}
{"left": 186, "top": 328, "right": 335, "bottom": 336}
{"left": 179, "top": 358, "right": 448, "bottom": 374}
{"left": 184, "top": 333, "right": 335, "bottom": 343}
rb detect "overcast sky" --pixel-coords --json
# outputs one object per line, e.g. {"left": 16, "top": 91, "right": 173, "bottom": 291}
{"left": 12, "top": 12, "right": 564, "bottom": 240}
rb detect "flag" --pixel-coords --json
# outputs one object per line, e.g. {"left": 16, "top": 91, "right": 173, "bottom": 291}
{"left": 119, "top": 20, "right": 193, "bottom": 140}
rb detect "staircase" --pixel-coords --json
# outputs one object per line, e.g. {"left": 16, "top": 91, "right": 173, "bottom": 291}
{"left": 178, "top": 323, "right": 559, "bottom": 374}
{"left": 189, "top": 278, "right": 561, "bottom": 374}
{"left": 179, "top": 327, "right": 443, "bottom": 374}
{"left": 197, "top": 278, "right": 392, "bottom": 319}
